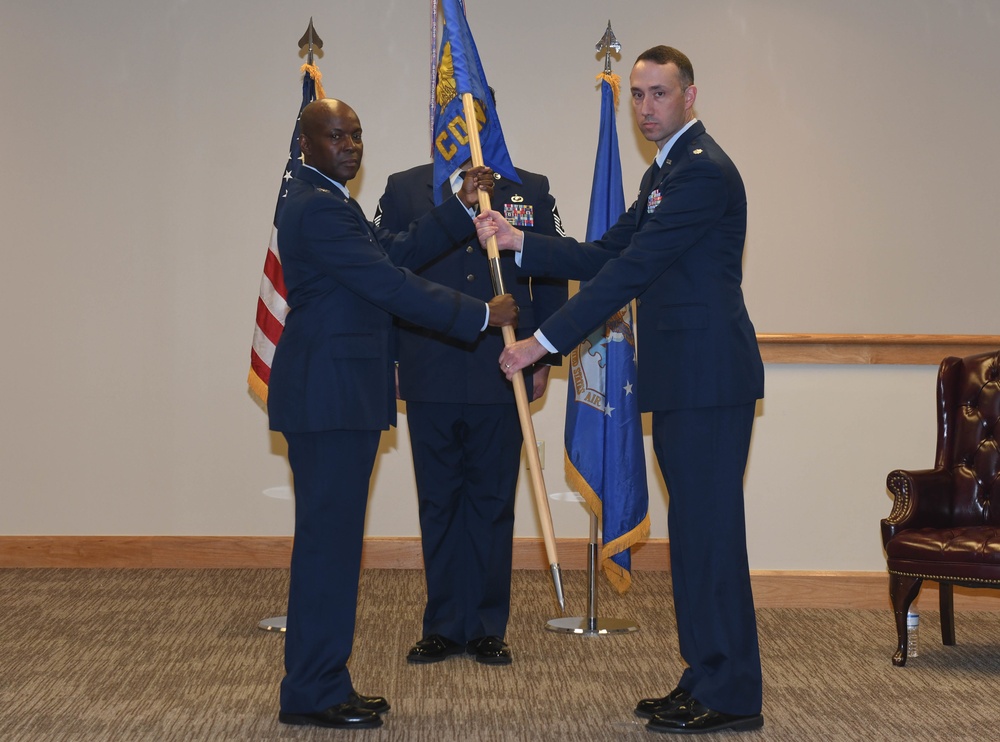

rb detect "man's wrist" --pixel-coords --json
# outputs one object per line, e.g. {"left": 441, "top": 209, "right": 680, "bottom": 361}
{"left": 456, "top": 192, "right": 477, "bottom": 217}
{"left": 533, "top": 329, "right": 557, "bottom": 354}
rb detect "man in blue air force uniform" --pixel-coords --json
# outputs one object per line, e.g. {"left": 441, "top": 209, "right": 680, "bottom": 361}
{"left": 374, "top": 159, "right": 566, "bottom": 665}
{"left": 477, "top": 46, "right": 765, "bottom": 736}
{"left": 267, "top": 98, "right": 516, "bottom": 731}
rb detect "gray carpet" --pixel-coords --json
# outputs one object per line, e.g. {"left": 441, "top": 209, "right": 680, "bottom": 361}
{"left": 1, "top": 569, "right": 998, "bottom": 741}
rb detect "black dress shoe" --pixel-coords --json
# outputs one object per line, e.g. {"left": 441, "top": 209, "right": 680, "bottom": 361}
{"left": 646, "top": 697, "right": 763, "bottom": 735}
{"left": 347, "top": 691, "right": 390, "bottom": 715}
{"left": 278, "top": 703, "right": 382, "bottom": 729}
{"left": 407, "top": 634, "right": 464, "bottom": 663}
{"left": 466, "top": 635, "right": 512, "bottom": 665}
{"left": 635, "top": 687, "right": 691, "bottom": 718}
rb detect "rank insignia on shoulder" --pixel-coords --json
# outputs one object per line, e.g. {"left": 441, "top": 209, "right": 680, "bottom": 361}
{"left": 316, "top": 187, "right": 330, "bottom": 194}
{"left": 504, "top": 202, "right": 535, "bottom": 227}
{"left": 693, "top": 148, "right": 703, "bottom": 155}
{"left": 647, "top": 188, "right": 662, "bottom": 213}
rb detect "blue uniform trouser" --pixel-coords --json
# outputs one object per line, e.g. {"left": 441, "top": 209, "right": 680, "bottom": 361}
{"left": 279, "top": 428, "right": 380, "bottom": 714}
{"left": 651, "top": 403, "right": 762, "bottom": 716}
{"left": 407, "top": 401, "right": 521, "bottom": 642}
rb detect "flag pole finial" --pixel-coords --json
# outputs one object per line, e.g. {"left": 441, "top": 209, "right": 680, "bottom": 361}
{"left": 596, "top": 20, "right": 621, "bottom": 74}
{"left": 298, "top": 18, "right": 324, "bottom": 65}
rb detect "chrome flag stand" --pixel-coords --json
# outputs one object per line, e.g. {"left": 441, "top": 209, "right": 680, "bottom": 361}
{"left": 259, "top": 615, "right": 286, "bottom": 632}
{"left": 546, "top": 505, "right": 637, "bottom": 635}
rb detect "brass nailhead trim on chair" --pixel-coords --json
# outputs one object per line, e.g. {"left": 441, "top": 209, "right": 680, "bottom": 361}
{"left": 885, "top": 472, "right": 911, "bottom": 524}
{"left": 888, "top": 569, "right": 1000, "bottom": 586}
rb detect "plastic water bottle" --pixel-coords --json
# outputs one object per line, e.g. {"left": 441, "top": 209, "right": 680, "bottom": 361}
{"left": 906, "top": 612, "right": 919, "bottom": 657}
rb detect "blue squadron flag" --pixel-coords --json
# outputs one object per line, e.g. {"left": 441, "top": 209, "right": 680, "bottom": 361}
{"left": 249, "top": 64, "right": 324, "bottom": 403}
{"left": 564, "top": 73, "right": 650, "bottom": 592}
{"left": 432, "top": 0, "right": 519, "bottom": 203}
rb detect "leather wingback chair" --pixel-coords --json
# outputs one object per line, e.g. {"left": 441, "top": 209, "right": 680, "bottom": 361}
{"left": 881, "top": 350, "right": 1000, "bottom": 666}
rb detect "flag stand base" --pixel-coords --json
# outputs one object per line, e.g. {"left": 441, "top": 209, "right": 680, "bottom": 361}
{"left": 258, "top": 616, "right": 286, "bottom": 632}
{"left": 545, "top": 510, "right": 638, "bottom": 635}
{"left": 545, "top": 616, "right": 638, "bottom": 634}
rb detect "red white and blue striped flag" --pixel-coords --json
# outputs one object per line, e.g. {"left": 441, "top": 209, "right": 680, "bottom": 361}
{"left": 248, "top": 65, "right": 324, "bottom": 402}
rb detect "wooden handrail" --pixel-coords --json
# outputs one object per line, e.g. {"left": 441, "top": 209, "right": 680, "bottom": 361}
{"left": 758, "top": 334, "right": 1000, "bottom": 365}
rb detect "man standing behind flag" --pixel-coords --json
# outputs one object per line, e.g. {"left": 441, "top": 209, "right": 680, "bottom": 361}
{"left": 268, "top": 97, "right": 516, "bottom": 730}
{"left": 477, "top": 46, "right": 765, "bottom": 735}
{"left": 369, "top": 0, "right": 565, "bottom": 666}
{"left": 374, "top": 121, "right": 567, "bottom": 665}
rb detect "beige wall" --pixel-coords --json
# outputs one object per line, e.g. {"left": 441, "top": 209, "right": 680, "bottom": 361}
{"left": 3, "top": 2, "right": 997, "bottom": 572}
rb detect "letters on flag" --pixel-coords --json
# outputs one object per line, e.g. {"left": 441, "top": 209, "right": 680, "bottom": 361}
{"left": 432, "top": 0, "right": 519, "bottom": 203}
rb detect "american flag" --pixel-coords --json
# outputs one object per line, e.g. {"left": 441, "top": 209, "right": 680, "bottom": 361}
{"left": 248, "top": 64, "right": 324, "bottom": 403}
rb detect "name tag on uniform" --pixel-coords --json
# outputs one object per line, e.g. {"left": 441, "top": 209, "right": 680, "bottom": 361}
{"left": 647, "top": 189, "right": 662, "bottom": 213}
{"left": 504, "top": 202, "right": 534, "bottom": 227}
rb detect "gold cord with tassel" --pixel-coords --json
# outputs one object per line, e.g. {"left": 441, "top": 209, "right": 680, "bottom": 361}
{"left": 300, "top": 63, "right": 325, "bottom": 99}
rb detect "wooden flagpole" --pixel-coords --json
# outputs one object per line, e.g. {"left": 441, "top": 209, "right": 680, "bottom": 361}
{"left": 460, "top": 94, "right": 565, "bottom": 614}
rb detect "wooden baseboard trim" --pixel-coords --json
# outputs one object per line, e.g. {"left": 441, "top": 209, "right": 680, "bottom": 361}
{"left": 4, "top": 536, "right": 999, "bottom": 611}
{"left": 0, "top": 536, "right": 295, "bottom": 569}
{"left": 0, "top": 535, "right": 643, "bottom": 571}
